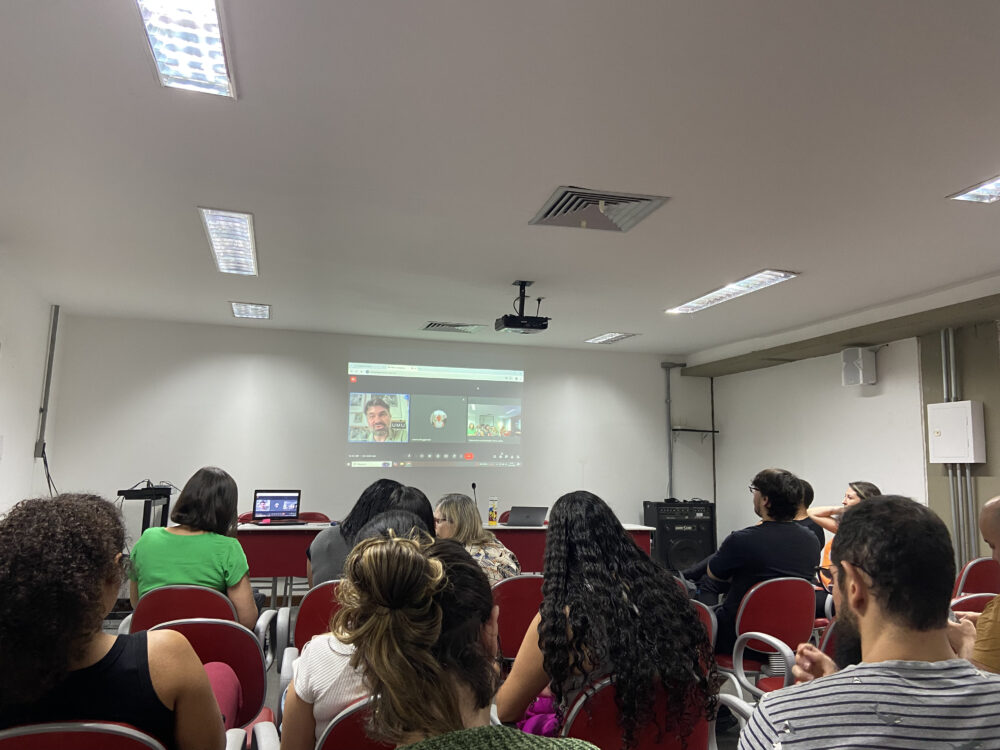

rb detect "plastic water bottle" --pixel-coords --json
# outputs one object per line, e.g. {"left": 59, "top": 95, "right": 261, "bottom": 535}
{"left": 488, "top": 496, "right": 499, "bottom": 526}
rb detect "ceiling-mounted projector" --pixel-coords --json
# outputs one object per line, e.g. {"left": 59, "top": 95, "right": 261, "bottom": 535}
{"left": 496, "top": 280, "right": 550, "bottom": 334}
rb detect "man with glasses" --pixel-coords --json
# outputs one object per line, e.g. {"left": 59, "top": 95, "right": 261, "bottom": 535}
{"left": 707, "top": 468, "right": 820, "bottom": 655}
{"left": 739, "top": 495, "right": 1000, "bottom": 750}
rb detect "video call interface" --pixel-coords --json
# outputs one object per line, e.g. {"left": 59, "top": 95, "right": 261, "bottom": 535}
{"left": 254, "top": 492, "right": 300, "bottom": 519}
{"left": 346, "top": 362, "right": 523, "bottom": 468}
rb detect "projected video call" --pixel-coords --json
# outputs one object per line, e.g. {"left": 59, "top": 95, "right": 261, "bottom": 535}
{"left": 345, "top": 363, "right": 523, "bottom": 468}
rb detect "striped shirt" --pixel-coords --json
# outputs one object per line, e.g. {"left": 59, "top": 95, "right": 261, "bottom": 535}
{"left": 738, "top": 659, "right": 1000, "bottom": 750}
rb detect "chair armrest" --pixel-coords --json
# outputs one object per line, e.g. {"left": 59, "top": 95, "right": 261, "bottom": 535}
{"left": 733, "top": 632, "right": 795, "bottom": 700}
{"left": 118, "top": 614, "right": 132, "bottom": 635}
{"left": 717, "top": 671, "right": 745, "bottom": 702}
{"left": 277, "top": 646, "right": 299, "bottom": 726}
{"left": 250, "top": 721, "right": 280, "bottom": 750}
{"left": 254, "top": 608, "right": 277, "bottom": 671}
{"left": 275, "top": 606, "right": 291, "bottom": 672}
{"left": 719, "top": 693, "right": 754, "bottom": 726}
{"left": 225, "top": 728, "right": 247, "bottom": 750}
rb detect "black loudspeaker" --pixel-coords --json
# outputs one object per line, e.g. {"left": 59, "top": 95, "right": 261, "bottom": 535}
{"left": 643, "top": 499, "right": 716, "bottom": 572}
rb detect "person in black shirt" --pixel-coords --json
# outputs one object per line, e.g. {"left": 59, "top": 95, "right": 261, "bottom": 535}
{"left": 794, "top": 479, "right": 826, "bottom": 548}
{"left": 708, "top": 468, "right": 821, "bottom": 654}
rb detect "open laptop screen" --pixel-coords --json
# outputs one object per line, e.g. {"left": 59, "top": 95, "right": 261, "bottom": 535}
{"left": 252, "top": 490, "right": 301, "bottom": 520}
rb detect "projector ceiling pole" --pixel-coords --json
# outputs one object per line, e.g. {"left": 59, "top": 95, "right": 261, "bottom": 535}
{"left": 513, "top": 280, "right": 531, "bottom": 316}
{"left": 661, "top": 362, "right": 685, "bottom": 499}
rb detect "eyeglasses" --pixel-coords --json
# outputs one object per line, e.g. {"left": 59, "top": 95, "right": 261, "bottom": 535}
{"left": 433, "top": 516, "right": 449, "bottom": 525}
{"left": 748, "top": 485, "right": 760, "bottom": 494}
{"left": 815, "top": 565, "right": 834, "bottom": 594}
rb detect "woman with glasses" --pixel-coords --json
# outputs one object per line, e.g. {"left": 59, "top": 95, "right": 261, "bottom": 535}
{"left": 433, "top": 493, "right": 520, "bottom": 586}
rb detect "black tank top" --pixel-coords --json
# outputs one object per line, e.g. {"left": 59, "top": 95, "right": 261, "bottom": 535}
{"left": 0, "top": 632, "right": 176, "bottom": 749}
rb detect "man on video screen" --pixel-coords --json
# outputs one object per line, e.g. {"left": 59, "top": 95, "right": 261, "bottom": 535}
{"left": 365, "top": 396, "right": 406, "bottom": 442}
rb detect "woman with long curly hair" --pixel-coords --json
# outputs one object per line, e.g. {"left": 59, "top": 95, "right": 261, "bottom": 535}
{"left": 0, "top": 494, "right": 227, "bottom": 749}
{"left": 129, "top": 466, "right": 258, "bottom": 629}
{"left": 496, "top": 491, "right": 719, "bottom": 749}
{"left": 329, "top": 535, "right": 596, "bottom": 749}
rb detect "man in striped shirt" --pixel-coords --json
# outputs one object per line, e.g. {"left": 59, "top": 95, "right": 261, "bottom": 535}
{"left": 738, "top": 495, "right": 1000, "bottom": 750}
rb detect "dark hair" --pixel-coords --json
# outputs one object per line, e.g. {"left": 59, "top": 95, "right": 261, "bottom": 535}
{"left": 170, "top": 466, "right": 238, "bottom": 536}
{"left": 0, "top": 495, "right": 126, "bottom": 705}
{"left": 355, "top": 510, "right": 430, "bottom": 543}
{"left": 541, "top": 491, "right": 718, "bottom": 749}
{"left": 800, "top": 479, "right": 814, "bottom": 509}
{"left": 832, "top": 495, "right": 953, "bottom": 630}
{"left": 339, "top": 479, "right": 405, "bottom": 544}
{"left": 752, "top": 468, "right": 801, "bottom": 522}
{"left": 389, "top": 485, "right": 435, "bottom": 538}
{"left": 364, "top": 396, "right": 391, "bottom": 415}
{"left": 848, "top": 481, "right": 881, "bottom": 501}
{"left": 334, "top": 537, "right": 497, "bottom": 744}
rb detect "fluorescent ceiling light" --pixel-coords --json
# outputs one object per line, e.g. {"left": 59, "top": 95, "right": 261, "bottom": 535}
{"left": 231, "top": 302, "right": 270, "bottom": 319}
{"left": 199, "top": 208, "right": 257, "bottom": 275}
{"left": 667, "top": 270, "right": 798, "bottom": 314}
{"left": 585, "top": 332, "right": 639, "bottom": 344}
{"left": 136, "top": 0, "right": 234, "bottom": 97}
{"left": 950, "top": 176, "right": 1000, "bottom": 204}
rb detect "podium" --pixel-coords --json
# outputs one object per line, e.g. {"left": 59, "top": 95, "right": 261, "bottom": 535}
{"left": 117, "top": 486, "right": 171, "bottom": 533}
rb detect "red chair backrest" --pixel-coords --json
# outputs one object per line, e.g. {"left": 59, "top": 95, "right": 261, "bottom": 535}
{"left": 299, "top": 511, "right": 331, "bottom": 523}
{"left": 954, "top": 557, "right": 1000, "bottom": 597}
{"left": 690, "top": 600, "right": 716, "bottom": 649}
{"left": 0, "top": 723, "right": 166, "bottom": 750}
{"left": 735, "top": 577, "right": 816, "bottom": 654}
{"left": 952, "top": 592, "right": 996, "bottom": 613}
{"left": 317, "top": 697, "right": 392, "bottom": 750}
{"left": 561, "top": 677, "right": 710, "bottom": 750}
{"left": 499, "top": 510, "right": 511, "bottom": 523}
{"left": 130, "top": 586, "right": 237, "bottom": 633}
{"left": 492, "top": 574, "right": 544, "bottom": 656}
{"left": 238, "top": 512, "right": 253, "bottom": 523}
{"left": 295, "top": 581, "right": 341, "bottom": 647}
{"left": 151, "top": 618, "right": 266, "bottom": 728}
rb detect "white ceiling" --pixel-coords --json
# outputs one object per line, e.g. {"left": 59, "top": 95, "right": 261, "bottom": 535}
{"left": 3, "top": 1, "right": 1000, "bottom": 358}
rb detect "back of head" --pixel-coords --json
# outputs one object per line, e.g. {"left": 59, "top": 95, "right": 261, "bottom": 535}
{"left": 355, "top": 509, "right": 430, "bottom": 543}
{"left": 849, "top": 481, "right": 882, "bottom": 501}
{"left": 752, "top": 468, "right": 801, "bottom": 521}
{"left": 800, "top": 478, "right": 814, "bottom": 509}
{"left": 0, "top": 495, "right": 125, "bottom": 705}
{"left": 334, "top": 537, "right": 496, "bottom": 744}
{"left": 390, "top": 485, "right": 435, "bottom": 537}
{"left": 542, "top": 491, "right": 717, "bottom": 747}
{"left": 436, "top": 493, "right": 491, "bottom": 546}
{"left": 170, "top": 466, "right": 238, "bottom": 536}
{"left": 833, "top": 495, "right": 953, "bottom": 630}
{"left": 340, "top": 478, "right": 404, "bottom": 544}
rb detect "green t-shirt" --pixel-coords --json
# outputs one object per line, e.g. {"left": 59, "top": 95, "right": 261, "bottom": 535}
{"left": 130, "top": 527, "right": 249, "bottom": 598}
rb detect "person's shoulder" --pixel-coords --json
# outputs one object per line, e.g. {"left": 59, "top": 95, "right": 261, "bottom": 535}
{"left": 403, "top": 727, "right": 597, "bottom": 750}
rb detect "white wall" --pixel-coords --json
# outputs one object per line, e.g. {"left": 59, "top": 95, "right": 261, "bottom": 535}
{"left": 46, "top": 315, "right": 671, "bottom": 540}
{"left": 711, "top": 338, "right": 926, "bottom": 536}
{"left": 0, "top": 270, "right": 53, "bottom": 509}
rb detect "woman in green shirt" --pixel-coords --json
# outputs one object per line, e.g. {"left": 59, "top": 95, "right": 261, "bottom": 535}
{"left": 130, "top": 466, "right": 258, "bottom": 629}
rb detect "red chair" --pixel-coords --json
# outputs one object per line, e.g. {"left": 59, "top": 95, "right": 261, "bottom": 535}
{"left": 560, "top": 677, "right": 752, "bottom": 749}
{"left": 499, "top": 510, "right": 511, "bottom": 523}
{"left": 724, "top": 577, "right": 817, "bottom": 700}
{"left": 315, "top": 697, "right": 392, "bottom": 750}
{"left": 952, "top": 592, "right": 996, "bottom": 613}
{"left": 954, "top": 557, "right": 1000, "bottom": 598}
{"left": 238, "top": 511, "right": 253, "bottom": 524}
{"left": 299, "top": 511, "right": 331, "bottom": 523}
{"left": 0, "top": 722, "right": 167, "bottom": 750}
{"left": 691, "top": 599, "right": 717, "bottom": 649}
{"left": 151, "top": 618, "right": 271, "bottom": 731}
{"left": 277, "top": 580, "right": 341, "bottom": 718}
{"left": 491, "top": 574, "right": 544, "bottom": 661}
{"left": 817, "top": 620, "right": 837, "bottom": 661}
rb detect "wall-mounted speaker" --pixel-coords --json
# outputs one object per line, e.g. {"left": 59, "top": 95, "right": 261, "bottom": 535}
{"left": 643, "top": 499, "right": 716, "bottom": 572}
{"left": 841, "top": 347, "right": 876, "bottom": 386}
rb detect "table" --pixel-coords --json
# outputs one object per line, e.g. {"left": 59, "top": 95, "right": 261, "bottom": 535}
{"left": 492, "top": 523, "right": 654, "bottom": 573}
{"left": 237, "top": 523, "right": 329, "bottom": 605}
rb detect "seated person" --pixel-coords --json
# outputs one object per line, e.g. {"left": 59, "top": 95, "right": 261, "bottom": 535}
{"left": 496, "top": 491, "right": 717, "bottom": 746}
{"left": 434, "top": 493, "right": 521, "bottom": 585}
{"left": 0, "top": 494, "right": 228, "bottom": 749}
{"left": 708, "top": 468, "right": 820, "bottom": 654}
{"left": 333, "top": 534, "right": 596, "bottom": 749}
{"left": 808, "top": 480, "right": 882, "bottom": 588}
{"left": 740, "top": 496, "right": 1000, "bottom": 749}
{"left": 130, "top": 466, "right": 258, "bottom": 629}
{"left": 280, "top": 510, "right": 431, "bottom": 750}
{"left": 793, "top": 479, "right": 825, "bottom": 547}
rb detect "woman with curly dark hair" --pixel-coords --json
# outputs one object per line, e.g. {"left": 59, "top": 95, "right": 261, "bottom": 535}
{"left": 0, "top": 494, "right": 227, "bottom": 749}
{"left": 496, "top": 491, "right": 719, "bottom": 749}
{"left": 129, "top": 466, "right": 258, "bottom": 629}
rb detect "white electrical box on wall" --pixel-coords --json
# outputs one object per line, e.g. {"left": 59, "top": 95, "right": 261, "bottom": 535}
{"left": 927, "top": 401, "right": 986, "bottom": 464}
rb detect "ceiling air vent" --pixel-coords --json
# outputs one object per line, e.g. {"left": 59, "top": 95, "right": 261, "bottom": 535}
{"left": 422, "top": 322, "right": 485, "bottom": 334}
{"left": 529, "top": 186, "right": 669, "bottom": 232}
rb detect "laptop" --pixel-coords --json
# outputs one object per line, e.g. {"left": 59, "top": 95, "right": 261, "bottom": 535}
{"left": 251, "top": 489, "right": 305, "bottom": 525}
{"left": 503, "top": 506, "right": 548, "bottom": 527}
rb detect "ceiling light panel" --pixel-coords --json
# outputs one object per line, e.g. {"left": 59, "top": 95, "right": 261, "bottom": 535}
{"left": 136, "top": 0, "right": 234, "bottom": 97}
{"left": 667, "top": 270, "right": 798, "bottom": 314}
{"left": 585, "top": 332, "right": 639, "bottom": 344}
{"left": 950, "top": 176, "right": 1000, "bottom": 204}
{"left": 199, "top": 208, "right": 257, "bottom": 275}
{"left": 231, "top": 302, "right": 270, "bottom": 319}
